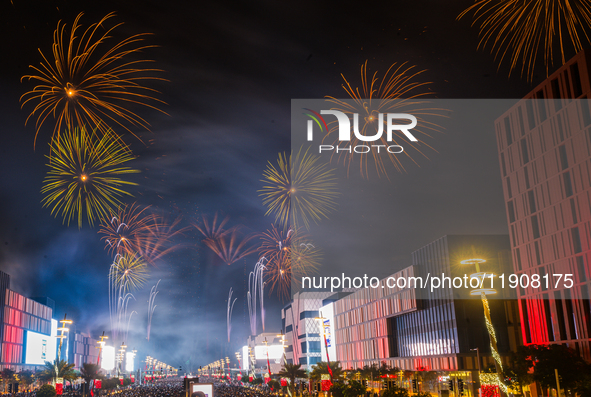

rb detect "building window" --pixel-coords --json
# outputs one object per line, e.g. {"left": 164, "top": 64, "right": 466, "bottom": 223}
{"left": 576, "top": 256, "right": 587, "bottom": 282}
{"left": 536, "top": 90, "right": 547, "bottom": 122}
{"left": 309, "top": 357, "right": 321, "bottom": 365}
{"left": 518, "top": 107, "right": 526, "bottom": 136}
{"left": 526, "top": 100, "right": 536, "bottom": 129}
{"left": 285, "top": 325, "right": 293, "bottom": 333}
{"left": 504, "top": 116, "right": 513, "bottom": 145}
{"left": 521, "top": 138, "right": 530, "bottom": 165}
{"left": 300, "top": 311, "right": 319, "bottom": 320}
{"left": 301, "top": 342, "right": 307, "bottom": 354}
{"left": 558, "top": 145, "right": 569, "bottom": 170}
{"left": 563, "top": 171, "right": 574, "bottom": 197}
{"left": 508, "top": 200, "right": 516, "bottom": 223}
{"left": 531, "top": 215, "right": 540, "bottom": 239}
{"left": 308, "top": 341, "right": 321, "bottom": 353}
{"left": 571, "top": 227, "right": 582, "bottom": 253}
{"left": 580, "top": 98, "right": 591, "bottom": 126}
{"left": 501, "top": 153, "right": 507, "bottom": 177}
{"left": 528, "top": 190, "right": 536, "bottom": 213}
{"left": 551, "top": 78, "right": 562, "bottom": 110}
{"left": 571, "top": 63, "right": 583, "bottom": 98}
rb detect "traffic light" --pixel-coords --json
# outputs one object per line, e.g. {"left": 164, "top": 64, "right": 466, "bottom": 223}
{"left": 448, "top": 379, "right": 454, "bottom": 391}
{"left": 458, "top": 379, "right": 464, "bottom": 395}
{"left": 362, "top": 380, "right": 367, "bottom": 387}
{"left": 8, "top": 384, "right": 12, "bottom": 393}
{"left": 412, "top": 379, "right": 418, "bottom": 392}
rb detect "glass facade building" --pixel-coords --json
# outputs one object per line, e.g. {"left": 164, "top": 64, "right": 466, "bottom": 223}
{"left": 332, "top": 235, "right": 521, "bottom": 373}
{"left": 495, "top": 49, "right": 591, "bottom": 360}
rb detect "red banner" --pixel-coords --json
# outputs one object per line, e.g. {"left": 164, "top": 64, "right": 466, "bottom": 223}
{"left": 321, "top": 380, "right": 332, "bottom": 391}
{"left": 131, "top": 375, "right": 135, "bottom": 383}
{"left": 95, "top": 380, "right": 102, "bottom": 389}
{"left": 55, "top": 383, "right": 63, "bottom": 395}
{"left": 237, "top": 374, "right": 242, "bottom": 381}
{"left": 281, "top": 379, "right": 288, "bottom": 387}
{"left": 249, "top": 376, "right": 253, "bottom": 382}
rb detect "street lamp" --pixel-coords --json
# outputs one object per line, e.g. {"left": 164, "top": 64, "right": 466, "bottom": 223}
{"left": 57, "top": 314, "right": 73, "bottom": 361}
{"left": 96, "top": 332, "right": 108, "bottom": 366}
{"left": 314, "top": 312, "right": 333, "bottom": 381}
{"left": 462, "top": 257, "right": 506, "bottom": 395}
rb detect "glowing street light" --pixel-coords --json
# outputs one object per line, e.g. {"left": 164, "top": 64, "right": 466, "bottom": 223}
{"left": 462, "top": 257, "right": 506, "bottom": 395}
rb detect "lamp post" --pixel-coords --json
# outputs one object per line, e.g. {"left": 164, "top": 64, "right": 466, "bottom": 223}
{"left": 57, "top": 314, "right": 73, "bottom": 361}
{"left": 314, "top": 312, "right": 332, "bottom": 382}
{"left": 461, "top": 257, "right": 506, "bottom": 395}
{"left": 96, "top": 332, "right": 108, "bottom": 366}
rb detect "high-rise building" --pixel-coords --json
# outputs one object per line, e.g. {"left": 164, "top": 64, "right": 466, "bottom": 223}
{"left": 495, "top": 49, "right": 591, "bottom": 360}
{"left": 328, "top": 235, "right": 521, "bottom": 396}
{"left": 0, "top": 270, "right": 55, "bottom": 371}
{"left": 281, "top": 291, "right": 334, "bottom": 370}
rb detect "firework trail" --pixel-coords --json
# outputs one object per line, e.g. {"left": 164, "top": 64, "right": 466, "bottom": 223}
{"left": 147, "top": 280, "right": 160, "bottom": 341}
{"left": 193, "top": 214, "right": 257, "bottom": 265}
{"left": 247, "top": 258, "right": 266, "bottom": 335}
{"left": 108, "top": 253, "right": 145, "bottom": 342}
{"left": 324, "top": 61, "right": 444, "bottom": 179}
{"left": 458, "top": 0, "right": 591, "bottom": 82}
{"left": 125, "top": 310, "right": 137, "bottom": 344}
{"left": 20, "top": 12, "right": 167, "bottom": 147}
{"left": 258, "top": 225, "right": 320, "bottom": 300}
{"left": 41, "top": 126, "right": 139, "bottom": 228}
{"left": 226, "top": 288, "right": 237, "bottom": 343}
{"left": 259, "top": 147, "right": 338, "bottom": 230}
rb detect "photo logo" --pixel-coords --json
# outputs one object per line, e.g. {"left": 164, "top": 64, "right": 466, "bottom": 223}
{"left": 303, "top": 108, "right": 417, "bottom": 153}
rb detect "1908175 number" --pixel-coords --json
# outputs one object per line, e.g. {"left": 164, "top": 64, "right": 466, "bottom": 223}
{"left": 498, "top": 273, "right": 574, "bottom": 289}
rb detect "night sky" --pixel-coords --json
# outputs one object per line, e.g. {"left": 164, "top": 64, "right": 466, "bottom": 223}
{"left": 0, "top": 0, "right": 561, "bottom": 370}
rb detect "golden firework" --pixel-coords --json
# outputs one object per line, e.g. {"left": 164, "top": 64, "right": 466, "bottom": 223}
{"left": 259, "top": 147, "right": 338, "bottom": 230}
{"left": 109, "top": 252, "right": 148, "bottom": 292}
{"left": 41, "top": 126, "right": 139, "bottom": 228}
{"left": 21, "top": 12, "right": 166, "bottom": 147}
{"left": 458, "top": 0, "right": 591, "bottom": 81}
{"left": 324, "top": 61, "right": 443, "bottom": 179}
{"left": 259, "top": 225, "right": 320, "bottom": 300}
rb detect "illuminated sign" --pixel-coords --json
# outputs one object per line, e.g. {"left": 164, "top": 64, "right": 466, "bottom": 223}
{"left": 191, "top": 383, "right": 213, "bottom": 397}
{"left": 242, "top": 346, "right": 249, "bottom": 370}
{"left": 24, "top": 330, "right": 57, "bottom": 365}
{"left": 101, "top": 346, "right": 115, "bottom": 371}
{"left": 254, "top": 344, "right": 284, "bottom": 360}
{"left": 320, "top": 303, "right": 337, "bottom": 362}
{"left": 126, "top": 352, "right": 134, "bottom": 372}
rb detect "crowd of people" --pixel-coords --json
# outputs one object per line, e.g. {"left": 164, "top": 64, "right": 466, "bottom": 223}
{"left": 1, "top": 379, "right": 283, "bottom": 397}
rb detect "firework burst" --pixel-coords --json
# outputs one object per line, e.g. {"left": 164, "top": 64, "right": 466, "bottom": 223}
{"left": 110, "top": 253, "right": 148, "bottom": 292}
{"left": 193, "top": 214, "right": 258, "bottom": 265}
{"left": 247, "top": 258, "right": 266, "bottom": 335}
{"left": 259, "top": 147, "right": 338, "bottom": 230}
{"left": 99, "top": 203, "right": 152, "bottom": 256}
{"left": 458, "top": 0, "right": 591, "bottom": 81}
{"left": 41, "top": 126, "right": 139, "bottom": 228}
{"left": 136, "top": 213, "right": 187, "bottom": 266}
{"left": 324, "top": 61, "right": 444, "bottom": 178}
{"left": 258, "top": 225, "right": 320, "bottom": 300}
{"left": 20, "top": 12, "right": 167, "bottom": 147}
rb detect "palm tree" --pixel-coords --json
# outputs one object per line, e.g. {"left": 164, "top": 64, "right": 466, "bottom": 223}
{"left": 309, "top": 361, "right": 344, "bottom": 382}
{"left": 278, "top": 363, "right": 307, "bottom": 396}
{"left": 1, "top": 369, "right": 15, "bottom": 393}
{"left": 80, "top": 364, "right": 102, "bottom": 396}
{"left": 17, "top": 370, "right": 36, "bottom": 392}
{"left": 38, "top": 360, "right": 77, "bottom": 383}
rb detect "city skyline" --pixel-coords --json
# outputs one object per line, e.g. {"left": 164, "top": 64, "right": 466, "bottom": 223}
{"left": 0, "top": 0, "right": 588, "bottom": 372}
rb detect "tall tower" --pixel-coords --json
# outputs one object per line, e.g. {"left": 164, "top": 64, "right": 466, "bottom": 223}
{"left": 495, "top": 50, "right": 591, "bottom": 360}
